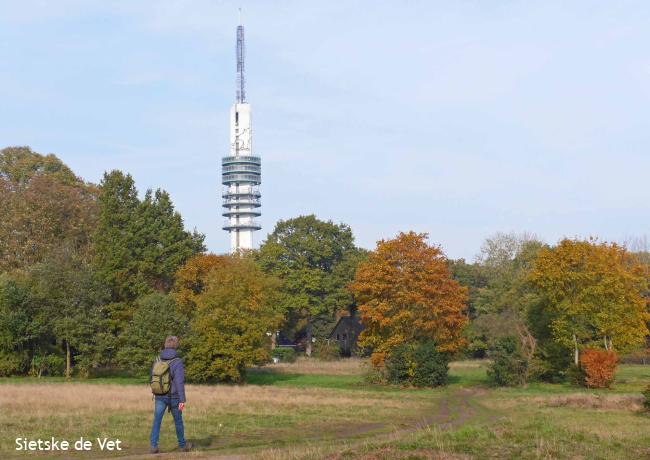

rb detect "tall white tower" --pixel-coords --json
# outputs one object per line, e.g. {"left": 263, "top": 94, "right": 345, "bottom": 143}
{"left": 222, "top": 18, "right": 261, "bottom": 251}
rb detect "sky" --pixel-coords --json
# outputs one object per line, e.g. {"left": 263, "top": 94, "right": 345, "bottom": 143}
{"left": 2, "top": 0, "right": 650, "bottom": 260}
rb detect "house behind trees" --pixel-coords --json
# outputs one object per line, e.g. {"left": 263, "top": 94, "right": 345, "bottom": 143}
{"left": 329, "top": 316, "right": 363, "bottom": 356}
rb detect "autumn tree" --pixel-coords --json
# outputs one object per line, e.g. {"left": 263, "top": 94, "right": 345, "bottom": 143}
{"left": 349, "top": 232, "right": 468, "bottom": 366}
{"left": 528, "top": 239, "right": 650, "bottom": 367}
{"left": 183, "top": 254, "right": 282, "bottom": 383}
{"left": 172, "top": 254, "right": 226, "bottom": 315}
{"left": 257, "top": 215, "right": 366, "bottom": 355}
{"left": 0, "top": 146, "right": 97, "bottom": 271}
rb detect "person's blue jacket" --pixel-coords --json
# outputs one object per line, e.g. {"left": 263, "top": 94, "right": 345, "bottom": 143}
{"left": 153, "top": 348, "right": 186, "bottom": 403}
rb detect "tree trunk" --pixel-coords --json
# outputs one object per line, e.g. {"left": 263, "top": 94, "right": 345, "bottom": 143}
{"left": 573, "top": 334, "right": 579, "bottom": 366}
{"left": 65, "top": 341, "right": 71, "bottom": 379}
{"left": 271, "top": 331, "right": 277, "bottom": 350}
{"left": 305, "top": 322, "right": 312, "bottom": 357}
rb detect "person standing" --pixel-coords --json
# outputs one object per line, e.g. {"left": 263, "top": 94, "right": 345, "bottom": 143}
{"left": 149, "top": 336, "right": 188, "bottom": 454}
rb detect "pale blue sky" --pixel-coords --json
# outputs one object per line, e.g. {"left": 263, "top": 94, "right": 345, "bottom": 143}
{"left": 2, "top": 1, "right": 649, "bottom": 259}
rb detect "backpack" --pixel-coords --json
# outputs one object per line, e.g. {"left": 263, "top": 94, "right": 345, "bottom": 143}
{"left": 150, "top": 357, "right": 179, "bottom": 395}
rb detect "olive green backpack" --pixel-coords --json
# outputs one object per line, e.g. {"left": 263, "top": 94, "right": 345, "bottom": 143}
{"left": 150, "top": 357, "right": 179, "bottom": 395}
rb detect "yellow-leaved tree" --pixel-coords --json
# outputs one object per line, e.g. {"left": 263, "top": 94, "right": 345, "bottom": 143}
{"left": 175, "top": 253, "right": 282, "bottom": 383}
{"left": 528, "top": 238, "right": 650, "bottom": 365}
{"left": 349, "top": 232, "right": 468, "bottom": 366}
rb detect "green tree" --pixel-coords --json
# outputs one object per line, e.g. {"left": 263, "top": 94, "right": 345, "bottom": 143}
{"left": 467, "top": 233, "right": 545, "bottom": 360}
{"left": 116, "top": 293, "right": 188, "bottom": 373}
{"left": 92, "top": 170, "right": 145, "bottom": 302}
{"left": 93, "top": 171, "right": 205, "bottom": 303}
{"left": 0, "top": 273, "right": 54, "bottom": 376}
{"left": 257, "top": 215, "right": 365, "bottom": 355}
{"left": 185, "top": 254, "right": 281, "bottom": 383}
{"left": 31, "top": 246, "right": 113, "bottom": 377}
{"left": 138, "top": 189, "right": 205, "bottom": 293}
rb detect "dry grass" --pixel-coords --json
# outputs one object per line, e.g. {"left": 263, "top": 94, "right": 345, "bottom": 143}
{"left": 257, "top": 358, "right": 367, "bottom": 376}
{"left": 0, "top": 383, "right": 417, "bottom": 419}
{"left": 0, "top": 381, "right": 433, "bottom": 458}
{"left": 541, "top": 393, "right": 643, "bottom": 411}
{"left": 483, "top": 393, "right": 644, "bottom": 412}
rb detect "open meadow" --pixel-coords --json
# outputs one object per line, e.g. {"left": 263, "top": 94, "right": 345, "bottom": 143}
{"left": 1, "top": 359, "right": 649, "bottom": 459}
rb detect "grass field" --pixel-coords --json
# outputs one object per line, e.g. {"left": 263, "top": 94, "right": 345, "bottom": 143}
{"left": 1, "top": 359, "right": 649, "bottom": 459}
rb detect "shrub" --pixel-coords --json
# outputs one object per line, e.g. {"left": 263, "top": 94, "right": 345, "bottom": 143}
{"left": 566, "top": 364, "right": 586, "bottom": 387}
{"left": 385, "top": 345, "right": 413, "bottom": 385}
{"left": 528, "top": 341, "right": 574, "bottom": 383}
{"left": 487, "top": 336, "right": 528, "bottom": 387}
{"left": 385, "top": 342, "right": 449, "bottom": 387}
{"left": 29, "top": 354, "right": 65, "bottom": 377}
{"left": 271, "top": 347, "right": 297, "bottom": 363}
{"left": 579, "top": 348, "right": 618, "bottom": 389}
{"left": 313, "top": 341, "right": 341, "bottom": 361}
{"left": 0, "top": 351, "right": 28, "bottom": 377}
{"left": 642, "top": 383, "right": 650, "bottom": 411}
{"left": 412, "top": 341, "right": 449, "bottom": 387}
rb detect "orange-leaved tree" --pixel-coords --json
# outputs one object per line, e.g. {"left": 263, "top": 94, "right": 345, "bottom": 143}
{"left": 349, "top": 232, "right": 468, "bottom": 366}
{"left": 528, "top": 238, "right": 650, "bottom": 366}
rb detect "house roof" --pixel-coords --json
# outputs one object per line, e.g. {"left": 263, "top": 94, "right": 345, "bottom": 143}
{"left": 328, "top": 315, "right": 363, "bottom": 338}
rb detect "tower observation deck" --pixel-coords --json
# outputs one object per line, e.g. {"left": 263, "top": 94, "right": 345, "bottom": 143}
{"left": 222, "top": 18, "right": 261, "bottom": 251}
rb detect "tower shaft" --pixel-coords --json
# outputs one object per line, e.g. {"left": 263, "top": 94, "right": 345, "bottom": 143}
{"left": 222, "top": 19, "right": 261, "bottom": 252}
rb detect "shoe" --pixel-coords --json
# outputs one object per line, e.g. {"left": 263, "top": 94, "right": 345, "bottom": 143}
{"left": 180, "top": 442, "right": 194, "bottom": 452}
{"left": 149, "top": 446, "right": 160, "bottom": 454}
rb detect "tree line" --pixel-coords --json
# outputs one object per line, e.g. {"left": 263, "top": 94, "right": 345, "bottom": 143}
{"left": 1, "top": 146, "right": 648, "bottom": 387}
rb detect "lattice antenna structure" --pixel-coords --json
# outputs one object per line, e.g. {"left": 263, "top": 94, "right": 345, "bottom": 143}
{"left": 236, "top": 19, "right": 246, "bottom": 103}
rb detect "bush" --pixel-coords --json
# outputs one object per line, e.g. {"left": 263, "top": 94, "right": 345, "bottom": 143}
{"left": 528, "top": 341, "right": 574, "bottom": 383}
{"left": 579, "top": 348, "right": 618, "bottom": 389}
{"left": 566, "top": 364, "right": 586, "bottom": 387}
{"left": 0, "top": 351, "right": 28, "bottom": 377}
{"left": 29, "top": 354, "right": 65, "bottom": 377}
{"left": 313, "top": 341, "right": 340, "bottom": 361}
{"left": 487, "top": 336, "right": 528, "bottom": 387}
{"left": 412, "top": 341, "right": 449, "bottom": 387}
{"left": 385, "top": 345, "right": 414, "bottom": 385}
{"left": 271, "top": 347, "right": 297, "bottom": 363}
{"left": 385, "top": 342, "right": 449, "bottom": 387}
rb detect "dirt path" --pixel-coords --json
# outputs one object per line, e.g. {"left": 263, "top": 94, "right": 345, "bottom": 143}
{"left": 96, "top": 388, "right": 489, "bottom": 460}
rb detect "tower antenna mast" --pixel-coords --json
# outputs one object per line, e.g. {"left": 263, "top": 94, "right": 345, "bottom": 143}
{"left": 236, "top": 9, "right": 246, "bottom": 103}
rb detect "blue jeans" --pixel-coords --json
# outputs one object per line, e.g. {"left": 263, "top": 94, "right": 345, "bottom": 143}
{"left": 150, "top": 398, "right": 185, "bottom": 449}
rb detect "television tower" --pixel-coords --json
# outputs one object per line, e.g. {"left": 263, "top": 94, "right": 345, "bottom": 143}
{"left": 222, "top": 13, "right": 261, "bottom": 251}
